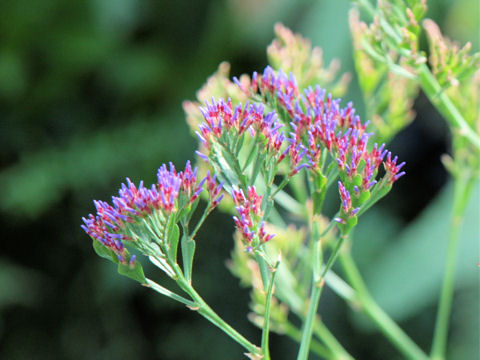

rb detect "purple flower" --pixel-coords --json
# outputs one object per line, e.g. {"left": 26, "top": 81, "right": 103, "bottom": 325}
{"left": 231, "top": 186, "right": 274, "bottom": 247}
{"left": 82, "top": 161, "right": 223, "bottom": 262}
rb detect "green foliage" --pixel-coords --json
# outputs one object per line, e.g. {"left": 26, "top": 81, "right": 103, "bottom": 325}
{"left": 0, "top": 116, "right": 190, "bottom": 217}
{"left": 93, "top": 240, "right": 146, "bottom": 284}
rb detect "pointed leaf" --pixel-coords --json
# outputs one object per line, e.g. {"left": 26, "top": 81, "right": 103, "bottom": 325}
{"left": 92, "top": 239, "right": 116, "bottom": 262}
{"left": 166, "top": 216, "right": 180, "bottom": 262}
{"left": 117, "top": 261, "right": 147, "bottom": 284}
{"left": 181, "top": 233, "right": 196, "bottom": 284}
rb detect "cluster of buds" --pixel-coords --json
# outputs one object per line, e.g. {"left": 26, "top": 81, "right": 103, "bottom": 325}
{"left": 349, "top": 10, "right": 418, "bottom": 142}
{"left": 196, "top": 97, "right": 286, "bottom": 157}
{"left": 356, "top": 0, "right": 427, "bottom": 69}
{"left": 424, "top": 19, "right": 479, "bottom": 89}
{"left": 267, "top": 23, "right": 350, "bottom": 93}
{"left": 81, "top": 161, "right": 223, "bottom": 264}
{"left": 240, "top": 67, "right": 405, "bottom": 181}
{"left": 232, "top": 186, "right": 275, "bottom": 251}
{"left": 233, "top": 67, "right": 405, "bottom": 226}
{"left": 195, "top": 94, "right": 311, "bottom": 190}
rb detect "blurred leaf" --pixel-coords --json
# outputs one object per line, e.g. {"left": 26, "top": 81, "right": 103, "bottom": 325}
{"left": 447, "top": 287, "right": 479, "bottom": 359}
{"left": 0, "top": 50, "right": 27, "bottom": 99}
{"left": 229, "top": 0, "right": 309, "bottom": 47}
{"left": 444, "top": 0, "right": 479, "bottom": 51}
{"left": 0, "top": 115, "right": 192, "bottom": 218}
{"left": 91, "top": 0, "right": 140, "bottom": 33}
{"left": 0, "top": 258, "right": 43, "bottom": 309}
{"left": 299, "top": 0, "right": 351, "bottom": 65}
{"left": 360, "top": 180, "right": 479, "bottom": 321}
{"left": 103, "top": 46, "right": 167, "bottom": 96}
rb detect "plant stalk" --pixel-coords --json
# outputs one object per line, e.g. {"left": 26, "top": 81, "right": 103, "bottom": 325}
{"left": 430, "top": 175, "right": 475, "bottom": 359}
{"left": 297, "top": 234, "right": 349, "bottom": 360}
{"left": 338, "top": 251, "right": 429, "bottom": 360}
{"left": 172, "top": 265, "right": 261, "bottom": 357}
{"left": 284, "top": 322, "right": 332, "bottom": 358}
{"left": 261, "top": 260, "right": 280, "bottom": 360}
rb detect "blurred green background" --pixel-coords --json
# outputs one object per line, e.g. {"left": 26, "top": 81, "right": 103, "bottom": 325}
{"left": 0, "top": 0, "right": 478, "bottom": 359}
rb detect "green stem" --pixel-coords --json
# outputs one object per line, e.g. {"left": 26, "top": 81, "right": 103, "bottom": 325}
{"left": 296, "top": 278, "right": 324, "bottom": 360}
{"left": 269, "top": 175, "right": 291, "bottom": 200}
{"left": 275, "top": 261, "right": 354, "bottom": 359}
{"left": 189, "top": 206, "right": 211, "bottom": 240}
{"left": 417, "top": 65, "right": 480, "bottom": 152}
{"left": 297, "top": 234, "right": 349, "bottom": 360}
{"left": 430, "top": 175, "right": 475, "bottom": 359}
{"left": 261, "top": 261, "right": 280, "bottom": 360}
{"left": 339, "top": 252, "right": 429, "bottom": 360}
{"left": 313, "top": 320, "right": 354, "bottom": 360}
{"left": 176, "top": 273, "right": 261, "bottom": 357}
{"left": 284, "top": 322, "right": 332, "bottom": 359}
{"left": 165, "top": 260, "right": 260, "bottom": 357}
{"left": 320, "top": 235, "right": 348, "bottom": 280}
{"left": 145, "top": 278, "right": 196, "bottom": 307}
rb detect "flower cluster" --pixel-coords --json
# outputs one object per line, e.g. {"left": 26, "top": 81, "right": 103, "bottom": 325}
{"left": 81, "top": 161, "right": 223, "bottom": 264}
{"left": 232, "top": 186, "right": 275, "bottom": 251}
{"left": 235, "top": 66, "right": 406, "bottom": 221}
{"left": 196, "top": 97, "right": 287, "bottom": 157}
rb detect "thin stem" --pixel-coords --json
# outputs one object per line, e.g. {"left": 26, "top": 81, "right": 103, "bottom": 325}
{"left": 296, "top": 278, "right": 324, "bottom": 360}
{"left": 189, "top": 205, "right": 211, "bottom": 240}
{"left": 261, "top": 260, "right": 280, "bottom": 360}
{"left": 269, "top": 175, "right": 291, "bottom": 200}
{"left": 339, "top": 251, "right": 429, "bottom": 360}
{"left": 320, "top": 235, "right": 348, "bottom": 280}
{"left": 193, "top": 290, "right": 261, "bottom": 356}
{"left": 275, "top": 260, "right": 354, "bottom": 359}
{"left": 313, "top": 320, "right": 354, "bottom": 360}
{"left": 164, "top": 258, "right": 260, "bottom": 357}
{"left": 297, "top": 234, "right": 349, "bottom": 360}
{"left": 176, "top": 273, "right": 261, "bottom": 357}
{"left": 430, "top": 175, "right": 475, "bottom": 359}
{"left": 144, "top": 278, "right": 196, "bottom": 307}
{"left": 284, "top": 322, "right": 332, "bottom": 359}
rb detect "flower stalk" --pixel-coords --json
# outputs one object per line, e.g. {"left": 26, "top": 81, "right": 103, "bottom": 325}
{"left": 430, "top": 173, "right": 477, "bottom": 360}
{"left": 338, "top": 250, "right": 429, "bottom": 360}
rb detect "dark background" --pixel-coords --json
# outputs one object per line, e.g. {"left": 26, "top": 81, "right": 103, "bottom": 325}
{"left": 0, "top": 0, "right": 478, "bottom": 359}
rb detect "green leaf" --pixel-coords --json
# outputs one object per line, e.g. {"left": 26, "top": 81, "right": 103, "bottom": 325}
{"left": 93, "top": 239, "right": 147, "bottom": 284}
{"left": 166, "top": 217, "right": 180, "bottom": 262}
{"left": 117, "top": 261, "right": 147, "bottom": 284}
{"left": 181, "top": 233, "right": 196, "bottom": 284}
{"left": 92, "top": 239, "right": 117, "bottom": 262}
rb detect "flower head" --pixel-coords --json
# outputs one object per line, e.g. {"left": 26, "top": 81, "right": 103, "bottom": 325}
{"left": 82, "top": 161, "right": 223, "bottom": 264}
